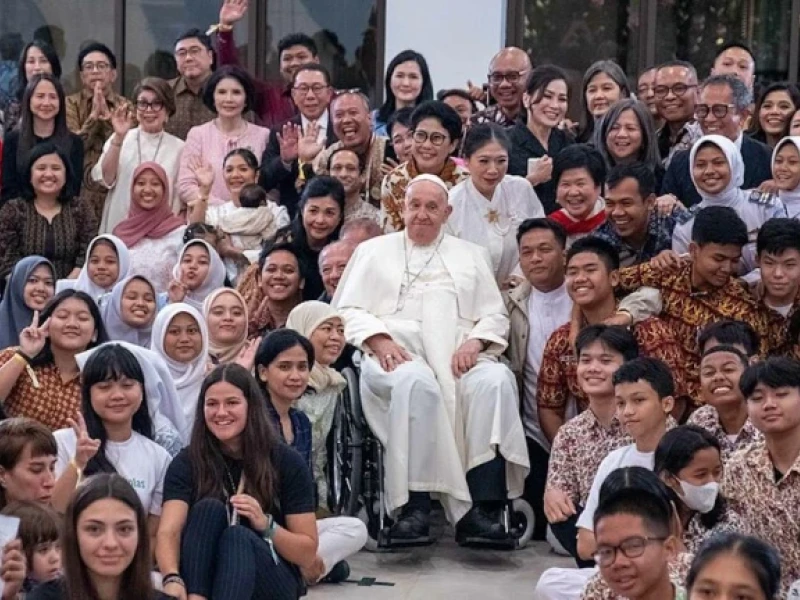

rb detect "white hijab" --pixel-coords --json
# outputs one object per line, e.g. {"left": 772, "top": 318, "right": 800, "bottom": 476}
{"left": 773, "top": 136, "right": 800, "bottom": 215}
{"left": 57, "top": 234, "right": 131, "bottom": 301}
{"left": 172, "top": 239, "right": 226, "bottom": 312}
{"left": 689, "top": 134, "right": 748, "bottom": 208}
{"left": 101, "top": 275, "right": 156, "bottom": 348}
{"left": 150, "top": 303, "right": 209, "bottom": 442}
{"left": 286, "top": 301, "right": 346, "bottom": 393}
{"left": 76, "top": 341, "right": 188, "bottom": 456}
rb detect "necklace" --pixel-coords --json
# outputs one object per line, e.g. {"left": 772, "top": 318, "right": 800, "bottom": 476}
{"left": 399, "top": 234, "right": 443, "bottom": 308}
{"left": 137, "top": 130, "right": 164, "bottom": 164}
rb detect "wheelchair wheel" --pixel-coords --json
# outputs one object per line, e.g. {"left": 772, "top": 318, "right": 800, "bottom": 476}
{"left": 510, "top": 498, "right": 535, "bottom": 549}
{"left": 327, "top": 368, "right": 363, "bottom": 516}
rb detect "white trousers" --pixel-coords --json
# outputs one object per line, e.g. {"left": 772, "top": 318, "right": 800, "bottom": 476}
{"left": 533, "top": 567, "right": 597, "bottom": 600}
{"left": 317, "top": 516, "right": 368, "bottom": 576}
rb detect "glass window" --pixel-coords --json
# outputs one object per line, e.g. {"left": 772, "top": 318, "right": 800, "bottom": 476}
{"left": 265, "top": 0, "right": 379, "bottom": 101}
{"left": 654, "top": 0, "right": 792, "bottom": 84}
{"left": 0, "top": 0, "right": 116, "bottom": 97}
{"left": 124, "top": 0, "right": 249, "bottom": 94}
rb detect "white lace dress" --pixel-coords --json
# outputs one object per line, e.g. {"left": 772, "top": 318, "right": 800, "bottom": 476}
{"left": 127, "top": 227, "right": 187, "bottom": 293}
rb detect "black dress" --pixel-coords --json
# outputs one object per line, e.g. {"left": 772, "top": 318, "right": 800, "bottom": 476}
{"left": 28, "top": 579, "right": 175, "bottom": 600}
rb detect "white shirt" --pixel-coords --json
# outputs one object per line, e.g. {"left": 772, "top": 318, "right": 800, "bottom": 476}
{"left": 577, "top": 444, "right": 655, "bottom": 531}
{"left": 301, "top": 109, "right": 330, "bottom": 145}
{"left": 54, "top": 429, "right": 171, "bottom": 516}
{"left": 128, "top": 226, "right": 187, "bottom": 294}
{"left": 523, "top": 283, "right": 572, "bottom": 450}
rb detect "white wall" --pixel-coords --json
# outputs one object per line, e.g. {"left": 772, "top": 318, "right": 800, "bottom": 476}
{"left": 384, "top": 0, "right": 506, "bottom": 94}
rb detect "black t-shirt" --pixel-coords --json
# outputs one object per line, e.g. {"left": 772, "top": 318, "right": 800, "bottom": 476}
{"left": 28, "top": 579, "right": 175, "bottom": 600}
{"left": 163, "top": 443, "right": 314, "bottom": 528}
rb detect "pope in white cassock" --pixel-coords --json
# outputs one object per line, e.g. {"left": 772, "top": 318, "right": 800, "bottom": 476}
{"left": 332, "top": 173, "right": 530, "bottom": 541}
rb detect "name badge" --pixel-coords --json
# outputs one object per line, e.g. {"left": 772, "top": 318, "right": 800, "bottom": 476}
{"left": 789, "top": 580, "right": 800, "bottom": 597}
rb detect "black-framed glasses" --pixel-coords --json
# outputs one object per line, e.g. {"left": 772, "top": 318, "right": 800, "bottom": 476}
{"left": 488, "top": 70, "right": 526, "bottom": 85}
{"left": 176, "top": 46, "right": 207, "bottom": 60}
{"left": 136, "top": 100, "right": 164, "bottom": 112}
{"left": 82, "top": 62, "right": 111, "bottom": 73}
{"left": 593, "top": 536, "right": 667, "bottom": 567}
{"left": 412, "top": 130, "right": 448, "bottom": 146}
{"left": 653, "top": 83, "right": 697, "bottom": 99}
{"left": 695, "top": 103, "right": 737, "bottom": 119}
{"left": 293, "top": 84, "right": 330, "bottom": 95}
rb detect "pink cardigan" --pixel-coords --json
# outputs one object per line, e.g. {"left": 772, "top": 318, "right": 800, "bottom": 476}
{"left": 177, "top": 120, "right": 270, "bottom": 206}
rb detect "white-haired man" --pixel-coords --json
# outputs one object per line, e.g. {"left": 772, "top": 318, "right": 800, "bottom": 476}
{"left": 333, "top": 174, "right": 529, "bottom": 541}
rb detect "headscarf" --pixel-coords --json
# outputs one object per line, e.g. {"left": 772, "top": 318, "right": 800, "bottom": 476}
{"left": 150, "top": 303, "right": 209, "bottom": 442}
{"left": 286, "top": 301, "right": 346, "bottom": 392}
{"left": 689, "top": 134, "right": 747, "bottom": 207}
{"left": 112, "top": 162, "right": 184, "bottom": 248}
{"left": 172, "top": 239, "right": 227, "bottom": 312}
{"left": 773, "top": 136, "right": 800, "bottom": 215}
{"left": 0, "top": 256, "right": 54, "bottom": 349}
{"left": 203, "top": 288, "right": 249, "bottom": 364}
{"left": 56, "top": 234, "right": 131, "bottom": 301}
{"left": 100, "top": 275, "right": 157, "bottom": 348}
{"left": 76, "top": 341, "right": 188, "bottom": 456}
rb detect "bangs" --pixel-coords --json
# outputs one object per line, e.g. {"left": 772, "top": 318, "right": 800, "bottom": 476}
{"left": 82, "top": 344, "right": 145, "bottom": 388}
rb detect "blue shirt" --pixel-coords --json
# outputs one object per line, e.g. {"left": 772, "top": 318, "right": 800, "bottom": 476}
{"left": 267, "top": 400, "right": 313, "bottom": 472}
{"left": 592, "top": 211, "right": 681, "bottom": 267}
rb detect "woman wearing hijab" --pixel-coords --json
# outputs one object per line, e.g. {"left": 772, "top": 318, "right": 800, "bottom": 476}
{"left": 772, "top": 136, "right": 800, "bottom": 219}
{"left": 672, "top": 134, "right": 787, "bottom": 274}
{"left": 100, "top": 275, "right": 158, "bottom": 348}
{"left": 150, "top": 303, "right": 209, "bottom": 442}
{"left": 203, "top": 288, "right": 253, "bottom": 366}
{"left": 286, "top": 301, "right": 347, "bottom": 510}
{"left": 113, "top": 162, "right": 186, "bottom": 294}
{"left": 163, "top": 239, "right": 226, "bottom": 311}
{"left": 55, "top": 233, "right": 130, "bottom": 302}
{"left": 0, "top": 256, "right": 55, "bottom": 350}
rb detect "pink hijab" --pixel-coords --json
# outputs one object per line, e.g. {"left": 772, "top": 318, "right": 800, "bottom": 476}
{"left": 113, "top": 162, "right": 185, "bottom": 248}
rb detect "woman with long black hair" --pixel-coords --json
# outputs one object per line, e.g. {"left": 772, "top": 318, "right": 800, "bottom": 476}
{"left": 372, "top": 50, "right": 434, "bottom": 136}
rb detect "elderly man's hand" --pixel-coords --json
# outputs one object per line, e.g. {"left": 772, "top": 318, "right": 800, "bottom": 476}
{"left": 366, "top": 334, "right": 411, "bottom": 372}
{"left": 451, "top": 339, "right": 483, "bottom": 378}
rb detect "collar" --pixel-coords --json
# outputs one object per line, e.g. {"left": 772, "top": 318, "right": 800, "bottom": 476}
{"left": 301, "top": 109, "right": 329, "bottom": 132}
{"left": 404, "top": 227, "right": 446, "bottom": 251}
{"left": 732, "top": 131, "right": 744, "bottom": 150}
{"left": 530, "top": 281, "right": 569, "bottom": 302}
{"left": 174, "top": 75, "right": 208, "bottom": 96}
{"left": 748, "top": 439, "right": 800, "bottom": 481}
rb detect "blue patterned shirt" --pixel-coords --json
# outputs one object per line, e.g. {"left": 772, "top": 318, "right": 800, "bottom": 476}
{"left": 592, "top": 211, "right": 682, "bottom": 267}
{"left": 267, "top": 401, "right": 313, "bottom": 471}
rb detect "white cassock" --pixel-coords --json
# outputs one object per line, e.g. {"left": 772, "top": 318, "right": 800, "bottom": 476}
{"left": 332, "top": 230, "right": 530, "bottom": 524}
{"left": 448, "top": 175, "right": 545, "bottom": 283}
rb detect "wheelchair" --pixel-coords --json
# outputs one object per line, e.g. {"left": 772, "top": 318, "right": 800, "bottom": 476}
{"left": 326, "top": 364, "right": 535, "bottom": 551}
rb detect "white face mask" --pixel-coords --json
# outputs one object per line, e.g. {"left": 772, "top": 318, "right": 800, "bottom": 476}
{"left": 679, "top": 480, "right": 719, "bottom": 514}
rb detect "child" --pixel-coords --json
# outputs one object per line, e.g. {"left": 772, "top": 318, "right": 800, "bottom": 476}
{"left": 0, "top": 501, "right": 61, "bottom": 593}
{"left": 544, "top": 324, "right": 638, "bottom": 566}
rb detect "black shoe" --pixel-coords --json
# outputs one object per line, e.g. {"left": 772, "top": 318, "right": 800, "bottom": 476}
{"left": 456, "top": 506, "right": 507, "bottom": 541}
{"left": 321, "top": 560, "right": 350, "bottom": 584}
{"left": 389, "top": 508, "right": 430, "bottom": 539}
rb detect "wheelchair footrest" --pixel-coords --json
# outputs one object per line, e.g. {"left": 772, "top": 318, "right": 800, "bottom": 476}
{"left": 456, "top": 534, "right": 519, "bottom": 550}
{"left": 378, "top": 528, "right": 433, "bottom": 549}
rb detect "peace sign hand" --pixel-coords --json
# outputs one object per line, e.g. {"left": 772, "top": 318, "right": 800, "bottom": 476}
{"left": 18, "top": 311, "right": 50, "bottom": 359}
{"left": 67, "top": 412, "right": 101, "bottom": 470}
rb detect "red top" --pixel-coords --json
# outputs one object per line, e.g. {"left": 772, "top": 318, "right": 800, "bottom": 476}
{"left": 548, "top": 208, "right": 606, "bottom": 236}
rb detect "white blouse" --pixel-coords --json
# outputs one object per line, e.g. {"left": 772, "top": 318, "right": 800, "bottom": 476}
{"left": 127, "top": 226, "right": 187, "bottom": 294}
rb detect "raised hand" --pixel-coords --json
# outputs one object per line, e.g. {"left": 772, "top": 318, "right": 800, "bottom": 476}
{"left": 67, "top": 412, "right": 101, "bottom": 471}
{"left": 168, "top": 279, "right": 188, "bottom": 304}
{"left": 110, "top": 103, "right": 133, "bottom": 139}
{"left": 18, "top": 311, "right": 50, "bottom": 359}
{"left": 466, "top": 80, "right": 485, "bottom": 102}
{"left": 220, "top": 0, "right": 248, "bottom": 27}
{"left": 188, "top": 155, "right": 215, "bottom": 194}
{"left": 0, "top": 539, "right": 26, "bottom": 600}
{"left": 91, "top": 82, "right": 110, "bottom": 121}
{"left": 235, "top": 336, "right": 261, "bottom": 371}
{"left": 297, "top": 121, "right": 324, "bottom": 163}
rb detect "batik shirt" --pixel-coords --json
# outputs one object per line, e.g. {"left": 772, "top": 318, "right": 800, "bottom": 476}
{"left": 686, "top": 405, "right": 762, "bottom": 460}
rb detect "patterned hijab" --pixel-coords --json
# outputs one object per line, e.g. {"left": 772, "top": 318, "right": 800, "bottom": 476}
{"left": 0, "top": 256, "right": 54, "bottom": 349}
{"left": 286, "top": 300, "right": 346, "bottom": 392}
{"left": 203, "top": 288, "right": 249, "bottom": 364}
{"left": 113, "top": 162, "right": 184, "bottom": 247}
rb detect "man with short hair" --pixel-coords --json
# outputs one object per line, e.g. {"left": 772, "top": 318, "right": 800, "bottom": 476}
{"left": 165, "top": 29, "right": 216, "bottom": 140}
{"left": 329, "top": 148, "right": 380, "bottom": 224}
{"left": 66, "top": 42, "right": 131, "bottom": 221}
{"left": 711, "top": 42, "right": 756, "bottom": 92}
{"left": 636, "top": 66, "right": 662, "bottom": 129}
{"left": 339, "top": 217, "right": 382, "bottom": 246}
{"left": 470, "top": 47, "right": 532, "bottom": 128}
{"left": 662, "top": 74, "right": 772, "bottom": 207}
{"left": 217, "top": 0, "right": 318, "bottom": 128}
{"left": 593, "top": 163, "right": 683, "bottom": 266}
{"left": 260, "top": 63, "right": 337, "bottom": 218}
{"left": 653, "top": 60, "right": 702, "bottom": 167}
{"left": 333, "top": 174, "right": 529, "bottom": 542}
{"left": 319, "top": 240, "right": 356, "bottom": 303}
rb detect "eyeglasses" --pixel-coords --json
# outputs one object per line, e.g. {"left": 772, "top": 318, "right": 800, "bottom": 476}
{"left": 412, "top": 130, "right": 449, "bottom": 146}
{"left": 176, "top": 46, "right": 207, "bottom": 60}
{"left": 695, "top": 103, "right": 737, "bottom": 119}
{"left": 82, "top": 62, "right": 111, "bottom": 73}
{"left": 293, "top": 84, "right": 330, "bottom": 95}
{"left": 136, "top": 100, "right": 164, "bottom": 112}
{"left": 488, "top": 70, "right": 527, "bottom": 85}
{"left": 653, "top": 83, "right": 696, "bottom": 99}
{"left": 593, "top": 536, "right": 667, "bottom": 567}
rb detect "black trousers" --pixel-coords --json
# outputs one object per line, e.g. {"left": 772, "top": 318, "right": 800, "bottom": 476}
{"left": 550, "top": 508, "right": 595, "bottom": 568}
{"left": 181, "top": 498, "right": 303, "bottom": 600}
{"left": 522, "top": 436, "right": 549, "bottom": 540}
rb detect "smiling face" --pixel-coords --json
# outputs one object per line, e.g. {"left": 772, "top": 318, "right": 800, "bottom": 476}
{"left": 698, "top": 85, "right": 744, "bottom": 140}
{"left": 746, "top": 382, "right": 800, "bottom": 436}
{"left": 89, "top": 376, "right": 144, "bottom": 427}
{"left": 390, "top": 60, "right": 423, "bottom": 106}
{"left": 759, "top": 248, "right": 800, "bottom": 306}
{"left": 30, "top": 153, "right": 66, "bottom": 198}
{"left": 0, "top": 443, "right": 56, "bottom": 505}
{"left": 77, "top": 498, "right": 138, "bottom": 580}
{"left": 700, "top": 350, "right": 746, "bottom": 409}
{"left": 223, "top": 154, "right": 257, "bottom": 198}
{"left": 163, "top": 313, "right": 203, "bottom": 363}
{"left": 87, "top": 241, "right": 120, "bottom": 290}
{"left": 329, "top": 150, "right": 364, "bottom": 197}
{"left": 790, "top": 109, "right": 800, "bottom": 136}
{"left": 120, "top": 278, "right": 156, "bottom": 329}
{"left": 654, "top": 66, "right": 697, "bottom": 124}
{"left": 577, "top": 339, "right": 625, "bottom": 398}
{"left": 207, "top": 292, "right": 247, "bottom": 346}
{"left": 690, "top": 242, "right": 742, "bottom": 289}
{"left": 331, "top": 94, "right": 372, "bottom": 151}
{"left": 606, "top": 109, "right": 643, "bottom": 162}
{"left": 320, "top": 243, "right": 355, "bottom": 297}
{"left": 412, "top": 117, "right": 456, "bottom": 174}
{"left": 49, "top": 297, "right": 96, "bottom": 352}
{"left": 261, "top": 250, "right": 303, "bottom": 302}
{"left": 204, "top": 380, "right": 248, "bottom": 444}
{"left": 605, "top": 177, "right": 653, "bottom": 241}
{"left": 179, "top": 244, "right": 211, "bottom": 291}
{"left": 773, "top": 142, "right": 800, "bottom": 192}
{"left": 309, "top": 317, "right": 345, "bottom": 367}
{"left": 526, "top": 78, "right": 568, "bottom": 129}
{"left": 213, "top": 77, "right": 246, "bottom": 119}
{"left": 280, "top": 43, "right": 317, "bottom": 83}
{"left": 688, "top": 552, "right": 769, "bottom": 600}
{"left": 135, "top": 88, "right": 167, "bottom": 134}
{"left": 586, "top": 72, "right": 622, "bottom": 118}
{"left": 390, "top": 122, "right": 414, "bottom": 164}
{"left": 466, "top": 140, "right": 508, "bottom": 198}
{"left": 23, "top": 264, "right": 55, "bottom": 311}
{"left": 132, "top": 169, "right": 165, "bottom": 211}
{"left": 30, "top": 79, "right": 59, "bottom": 122}
{"left": 290, "top": 68, "right": 331, "bottom": 121}
{"left": 442, "top": 94, "right": 473, "bottom": 126}
{"left": 258, "top": 344, "right": 310, "bottom": 403}
{"left": 488, "top": 51, "right": 529, "bottom": 111}
{"left": 692, "top": 144, "right": 732, "bottom": 196}
{"left": 566, "top": 251, "right": 617, "bottom": 308}
{"left": 637, "top": 69, "right": 659, "bottom": 118}
{"left": 25, "top": 46, "right": 53, "bottom": 80}
{"left": 615, "top": 379, "right": 672, "bottom": 441}
{"left": 759, "top": 90, "right": 796, "bottom": 137}
{"left": 302, "top": 196, "right": 342, "bottom": 244}
{"left": 556, "top": 167, "right": 601, "bottom": 221}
